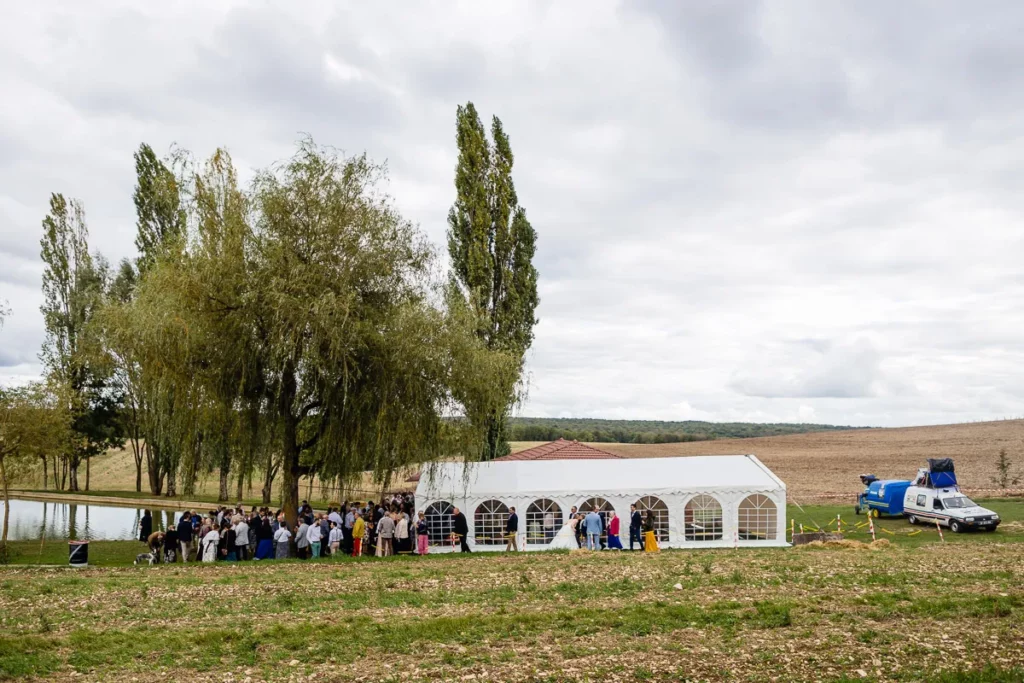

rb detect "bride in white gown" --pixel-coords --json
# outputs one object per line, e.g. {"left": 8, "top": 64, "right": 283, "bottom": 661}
{"left": 547, "top": 516, "right": 580, "bottom": 550}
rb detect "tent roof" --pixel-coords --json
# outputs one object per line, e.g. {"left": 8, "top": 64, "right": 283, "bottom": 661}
{"left": 495, "top": 438, "right": 624, "bottom": 461}
{"left": 414, "top": 454, "right": 784, "bottom": 500}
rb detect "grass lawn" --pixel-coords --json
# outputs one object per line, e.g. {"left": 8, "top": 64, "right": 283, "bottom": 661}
{"left": 0, "top": 501, "right": 1022, "bottom": 682}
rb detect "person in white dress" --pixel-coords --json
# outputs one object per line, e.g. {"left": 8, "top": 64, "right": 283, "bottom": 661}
{"left": 201, "top": 526, "right": 220, "bottom": 562}
{"left": 547, "top": 516, "right": 581, "bottom": 550}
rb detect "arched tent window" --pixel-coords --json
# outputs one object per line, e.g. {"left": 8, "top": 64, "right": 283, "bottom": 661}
{"left": 634, "top": 496, "right": 669, "bottom": 543}
{"left": 579, "top": 497, "right": 615, "bottom": 544}
{"left": 424, "top": 501, "right": 454, "bottom": 547}
{"left": 684, "top": 494, "right": 723, "bottom": 541}
{"left": 525, "top": 498, "right": 563, "bottom": 545}
{"left": 738, "top": 494, "right": 778, "bottom": 540}
{"left": 474, "top": 500, "right": 509, "bottom": 546}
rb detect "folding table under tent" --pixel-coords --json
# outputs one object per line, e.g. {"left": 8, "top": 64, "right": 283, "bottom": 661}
{"left": 412, "top": 454, "right": 788, "bottom": 551}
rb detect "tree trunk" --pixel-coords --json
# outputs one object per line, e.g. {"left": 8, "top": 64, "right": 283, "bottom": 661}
{"left": 280, "top": 361, "right": 300, "bottom": 529}
{"left": 68, "top": 460, "right": 80, "bottom": 492}
{"left": 218, "top": 461, "right": 230, "bottom": 503}
{"left": 40, "top": 456, "right": 48, "bottom": 490}
{"left": 1, "top": 459, "right": 10, "bottom": 544}
{"left": 85, "top": 453, "right": 90, "bottom": 491}
{"left": 131, "top": 436, "right": 143, "bottom": 493}
{"left": 146, "top": 442, "right": 163, "bottom": 496}
{"left": 166, "top": 467, "right": 177, "bottom": 497}
{"left": 235, "top": 470, "right": 244, "bottom": 504}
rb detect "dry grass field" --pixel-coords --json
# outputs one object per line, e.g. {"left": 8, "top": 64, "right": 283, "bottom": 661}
{"left": 1, "top": 540, "right": 1023, "bottom": 682}
{"left": 592, "top": 420, "right": 1024, "bottom": 503}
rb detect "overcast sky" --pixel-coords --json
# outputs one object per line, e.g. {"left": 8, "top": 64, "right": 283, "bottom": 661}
{"left": 2, "top": 1, "right": 1023, "bottom": 428}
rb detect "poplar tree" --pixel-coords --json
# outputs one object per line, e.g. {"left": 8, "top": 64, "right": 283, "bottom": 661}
{"left": 447, "top": 103, "right": 539, "bottom": 459}
{"left": 39, "top": 195, "right": 120, "bottom": 491}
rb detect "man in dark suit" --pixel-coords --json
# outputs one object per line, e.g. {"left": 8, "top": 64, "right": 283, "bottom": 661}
{"left": 629, "top": 504, "right": 644, "bottom": 551}
{"left": 452, "top": 507, "right": 471, "bottom": 552}
{"left": 505, "top": 506, "right": 519, "bottom": 552}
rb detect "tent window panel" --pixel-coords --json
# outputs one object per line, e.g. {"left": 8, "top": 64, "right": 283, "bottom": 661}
{"left": 473, "top": 500, "right": 509, "bottom": 546}
{"left": 634, "top": 495, "right": 669, "bottom": 543}
{"left": 525, "top": 498, "right": 562, "bottom": 545}
{"left": 424, "top": 501, "right": 454, "bottom": 547}
{"left": 684, "top": 494, "right": 723, "bottom": 541}
{"left": 738, "top": 494, "right": 777, "bottom": 540}
{"left": 579, "top": 497, "right": 614, "bottom": 544}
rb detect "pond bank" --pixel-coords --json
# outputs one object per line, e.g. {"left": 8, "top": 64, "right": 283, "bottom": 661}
{"left": 9, "top": 490, "right": 209, "bottom": 511}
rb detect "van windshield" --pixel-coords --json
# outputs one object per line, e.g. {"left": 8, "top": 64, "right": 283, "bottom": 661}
{"left": 941, "top": 496, "right": 975, "bottom": 509}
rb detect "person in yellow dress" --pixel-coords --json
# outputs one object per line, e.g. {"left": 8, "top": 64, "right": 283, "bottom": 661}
{"left": 643, "top": 511, "right": 660, "bottom": 552}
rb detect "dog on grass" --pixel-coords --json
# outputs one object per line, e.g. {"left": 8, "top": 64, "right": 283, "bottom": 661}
{"left": 134, "top": 553, "right": 157, "bottom": 566}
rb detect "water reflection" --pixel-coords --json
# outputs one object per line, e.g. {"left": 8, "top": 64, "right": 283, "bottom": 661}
{"left": 0, "top": 498, "right": 184, "bottom": 541}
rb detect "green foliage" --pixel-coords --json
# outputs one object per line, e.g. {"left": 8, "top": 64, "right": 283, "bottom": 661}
{"left": 0, "top": 382, "right": 72, "bottom": 542}
{"left": 506, "top": 417, "right": 860, "bottom": 444}
{"left": 447, "top": 103, "right": 539, "bottom": 460}
{"left": 38, "top": 194, "right": 123, "bottom": 491}
{"left": 116, "top": 139, "right": 513, "bottom": 521}
{"left": 132, "top": 142, "right": 185, "bottom": 274}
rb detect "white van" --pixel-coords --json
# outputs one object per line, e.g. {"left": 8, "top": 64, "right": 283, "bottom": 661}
{"left": 902, "top": 486, "right": 1000, "bottom": 533}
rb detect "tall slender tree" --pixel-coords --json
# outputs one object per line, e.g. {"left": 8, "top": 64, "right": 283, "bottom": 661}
{"left": 447, "top": 103, "right": 539, "bottom": 459}
{"left": 39, "top": 195, "right": 121, "bottom": 491}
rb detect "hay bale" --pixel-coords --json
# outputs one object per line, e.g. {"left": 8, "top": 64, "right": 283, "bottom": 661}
{"left": 792, "top": 532, "right": 845, "bottom": 546}
{"left": 796, "top": 537, "right": 876, "bottom": 551}
{"left": 869, "top": 538, "right": 891, "bottom": 549}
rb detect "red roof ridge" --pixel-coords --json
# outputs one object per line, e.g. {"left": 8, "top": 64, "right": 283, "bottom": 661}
{"left": 494, "top": 439, "right": 624, "bottom": 462}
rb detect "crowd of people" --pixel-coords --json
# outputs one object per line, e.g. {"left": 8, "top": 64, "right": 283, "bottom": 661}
{"left": 138, "top": 493, "right": 420, "bottom": 563}
{"left": 136, "top": 492, "right": 661, "bottom": 563}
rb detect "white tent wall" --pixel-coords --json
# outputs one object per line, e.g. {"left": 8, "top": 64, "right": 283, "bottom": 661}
{"left": 413, "top": 455, "right": 788, "bottom": 551}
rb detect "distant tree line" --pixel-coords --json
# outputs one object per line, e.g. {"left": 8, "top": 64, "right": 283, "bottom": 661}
{"left": 506, "top": 418, "right": 862, "bottom": 444}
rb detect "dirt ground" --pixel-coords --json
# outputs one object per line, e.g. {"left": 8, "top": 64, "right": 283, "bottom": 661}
{"left": 587, "top": 419, "right": 1024, "bottom": 503}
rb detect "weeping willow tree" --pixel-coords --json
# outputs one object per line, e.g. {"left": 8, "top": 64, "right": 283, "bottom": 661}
{"left": 127, "top": 140, "right": 512, "bottom": 524}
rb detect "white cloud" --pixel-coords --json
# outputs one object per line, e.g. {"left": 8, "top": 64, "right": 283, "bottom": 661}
{"left": 2, "top": 1, "right": 1024, "bottom": 427}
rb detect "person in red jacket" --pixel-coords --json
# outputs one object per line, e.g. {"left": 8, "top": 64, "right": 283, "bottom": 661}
{"left": 606, "top": 511, "right": 624, "bottom": 549}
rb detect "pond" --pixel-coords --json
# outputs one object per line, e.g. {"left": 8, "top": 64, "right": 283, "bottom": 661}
{"left": 0, "top": 497, "right": 184, "bottom": 541}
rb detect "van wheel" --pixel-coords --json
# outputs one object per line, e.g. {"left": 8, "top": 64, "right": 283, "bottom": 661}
{"left": 907, "top": 515, "right": 917, "bottom": 525}
{"left": 870, "top": 509, "right": 879, "bottom": 518}
{"left": 949, "top": 520, "right": 963, "bottom": 533}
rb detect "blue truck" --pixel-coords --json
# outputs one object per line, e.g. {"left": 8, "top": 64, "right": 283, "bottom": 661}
{"left": 855, "top": 474, "right": 912, "bottom": 518}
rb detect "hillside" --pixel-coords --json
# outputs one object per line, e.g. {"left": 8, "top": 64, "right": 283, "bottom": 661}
{"left": 592, "top": 419, "right": 1024, "bottom": 502}
{"left": 507, "top": 416, "right": 859, "bottom": 444}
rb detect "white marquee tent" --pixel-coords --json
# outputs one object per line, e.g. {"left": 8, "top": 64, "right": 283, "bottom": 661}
{"left": 413, "top": 454, "right": 788, "bottom": 551}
